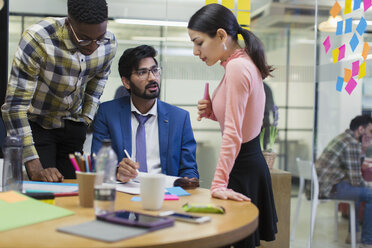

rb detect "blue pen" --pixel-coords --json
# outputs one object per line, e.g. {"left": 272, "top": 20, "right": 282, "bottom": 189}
{"left": 84, "top": 154, "right": 89, "bottom": 172}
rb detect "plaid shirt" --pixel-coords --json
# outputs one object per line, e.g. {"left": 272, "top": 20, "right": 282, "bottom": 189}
{"left": 1, "top": 17, "right": 117, "bottom": 162}
{"left": 316, "top": 129, "right": 367, "bottom": 198}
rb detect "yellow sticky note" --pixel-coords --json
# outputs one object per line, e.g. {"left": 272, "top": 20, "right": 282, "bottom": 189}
{"left": 0, "top": 191, "right": 28, "bottom": 203}
{"left": 205, "top": 0, "right": 218, "bottom": 5}
{"left": 332, "top": 48, "right": 339, "bottom": 64}
{"left": 330, "top": 1, "right": 341, "bottom": 17}
{"left": 238, "top": 0, "right": 250, "bottom": 10}
{"left": 344, "top": 68, "right": 352, "bottom": 82}
{"left": 222, "top": 0, "right": 234, "bottom": 9}
{"left": 237, "top": 11, "right": 250, "bottom": 26}
{"left": 362, "top": 42, "right": 370, "bottom": 60}
{"left": 359, "top": 61, "right": 366, "bottom": 79}
{"left": 344, "top": 0, "right": 352, "bottom": 14}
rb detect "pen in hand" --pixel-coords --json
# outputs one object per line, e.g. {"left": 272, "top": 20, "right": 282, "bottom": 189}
{"left": 123, "top": 149, "right": 140, "bottom": 181}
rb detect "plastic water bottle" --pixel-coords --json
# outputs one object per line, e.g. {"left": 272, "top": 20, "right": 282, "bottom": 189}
{"left": 94, "top": 139, "right": 118, "bottom": 215}
{"left": 2, "top": 132, "right": 23, "bottom": 192}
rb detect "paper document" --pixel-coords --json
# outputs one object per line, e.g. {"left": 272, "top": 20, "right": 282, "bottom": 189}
{"left": 23, "top": 181, "right": 78, "bottom": 193}
{"left": 116, "top": 173, "right": 179, "bottom": 195}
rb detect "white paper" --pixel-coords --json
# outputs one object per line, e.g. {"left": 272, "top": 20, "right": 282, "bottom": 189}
{"left": 115, "top": 173, "right": 180, "bottom": 195}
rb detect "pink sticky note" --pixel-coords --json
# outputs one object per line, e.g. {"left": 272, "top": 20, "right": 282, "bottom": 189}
{"left": 338, "top": 44, "right": 346, "bottom": 61}
{"left": 352, "top": 61, "right": 360, "bottom": 76}
{"left": 345, "top": 78, "right": 357, "bottom": 95}
{"left": 323, "top": 36, "right": 331, "bottom": 54}
{"left": 364, "top": 0, "right": 372, "bottom": 11}
{"left": 164, "top": 194, "right": 179, "bottom": 200}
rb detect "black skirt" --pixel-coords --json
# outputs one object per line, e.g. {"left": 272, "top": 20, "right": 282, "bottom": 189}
{"left": 227, "top": 135, "right": 278, "bottom": 247}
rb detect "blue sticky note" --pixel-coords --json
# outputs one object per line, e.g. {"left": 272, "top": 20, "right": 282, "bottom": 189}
{"left": 350, "top": 33, "right": 359, "bottom": 52}
{"left": 165, "top": 186, "right": 190, "bottom": 196}
{"left": 131, "top": 196, "right": 141, "bottom": 202}
{"left": 345, "top": 18, "right": 352, "bottom": 34}
{"left": 356, "top": 17, "right": 367, "bottom": 36}
{"left": 336, "top": 20, "right": 343, "bottom": 35}
{"left": 336, "top": 76, "right": 344, "bottom": 92}
{"left": 354, "top": 0, "right": 362, "bottom": 10}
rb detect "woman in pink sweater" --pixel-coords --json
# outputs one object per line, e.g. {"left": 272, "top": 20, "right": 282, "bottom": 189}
{"left": 188, "top": 4, "right": 277, "bottom": 248}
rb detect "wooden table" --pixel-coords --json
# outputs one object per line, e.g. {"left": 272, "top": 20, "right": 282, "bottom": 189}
{"left": 0, "top": 186, "right": 258, "bottom": 248}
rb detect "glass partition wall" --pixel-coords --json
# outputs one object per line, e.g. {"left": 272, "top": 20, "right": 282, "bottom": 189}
{"left": 9, "top": 1, "right": 370, "bottom": 247}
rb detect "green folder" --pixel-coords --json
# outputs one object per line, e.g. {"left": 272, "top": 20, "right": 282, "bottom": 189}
{"left": 0, "top": 191, "right": 74, "bottom": 232}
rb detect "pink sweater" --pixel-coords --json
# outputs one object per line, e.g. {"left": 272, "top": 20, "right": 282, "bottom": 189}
{"left": 209, "top": 49, "right": 265, "bottom": 193}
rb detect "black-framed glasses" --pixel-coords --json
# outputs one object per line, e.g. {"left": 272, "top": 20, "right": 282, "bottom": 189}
{"left": 69, "top": 20, "right": 108, "bottom": 46}
{"left": 133, "top": 67, "right": 161, "bottom": 80}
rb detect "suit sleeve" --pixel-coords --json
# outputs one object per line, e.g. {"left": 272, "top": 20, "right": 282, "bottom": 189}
{"left": 178, "top": 111, "right": 199, "bottom": 179}
{"left": 91, "top": 103, "right": 111, "bottom": 155}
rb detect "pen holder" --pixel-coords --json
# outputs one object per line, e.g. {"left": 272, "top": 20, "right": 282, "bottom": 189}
{"left": 76, "top": 171, "right": 96, "bottom": 208}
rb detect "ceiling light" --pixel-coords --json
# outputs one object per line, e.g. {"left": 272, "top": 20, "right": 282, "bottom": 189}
{"left": 114, "top": 18, "right": 188, "bottom": 27}
{"left": 318, "top": 15, "right": 342, "bottom": 32}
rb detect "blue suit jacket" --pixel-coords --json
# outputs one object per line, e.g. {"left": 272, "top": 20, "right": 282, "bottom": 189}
{"left": 91, "top": 96, "right": 199, "bottom": 178}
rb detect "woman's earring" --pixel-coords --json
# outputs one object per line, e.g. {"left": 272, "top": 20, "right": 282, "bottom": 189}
{"left": 223, "top": 43, "right": 227, "bottom": 51}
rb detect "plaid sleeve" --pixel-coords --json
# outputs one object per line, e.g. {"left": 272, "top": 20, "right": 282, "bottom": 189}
{"left": 82, "top": 38, "right": 117, "bottom": 123}
{"left": 345, "top": 141, "right": 364, "bottom": 186}
{"left": 1, "top": 31, "right": 44, "bottom": 162}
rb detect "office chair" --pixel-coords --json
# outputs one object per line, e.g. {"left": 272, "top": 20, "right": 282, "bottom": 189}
{"left": 290, "top": 158, "right": 356, "bottom": 248}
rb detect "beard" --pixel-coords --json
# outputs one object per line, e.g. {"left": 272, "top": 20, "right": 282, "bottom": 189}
{"left": 129, "top": 80, "right": 160, "bottom": 99}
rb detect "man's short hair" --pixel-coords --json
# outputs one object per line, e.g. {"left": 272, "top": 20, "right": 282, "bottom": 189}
{"left": 349, "top": 115, "right": 372, "bottom": 130}
{"left": 68, "top": 0, "right": 108, "bottom": 24}
{"left": 118, "top": 45, "right": 158, "bottom": 79}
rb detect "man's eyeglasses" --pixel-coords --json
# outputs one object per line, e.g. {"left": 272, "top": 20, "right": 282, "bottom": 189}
{"left": 69, "top": 20, "right": 108, "bottom": 46}
{"left": 133, "top": 67, "right": 161, "bottom": 80}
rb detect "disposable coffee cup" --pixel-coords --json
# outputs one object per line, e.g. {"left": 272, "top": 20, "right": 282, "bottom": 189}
{"left": 140, "top": 174, "right": 165, "bottom": 210}
{"left": 76, "top": 171, "right": 96, "bottom": 208}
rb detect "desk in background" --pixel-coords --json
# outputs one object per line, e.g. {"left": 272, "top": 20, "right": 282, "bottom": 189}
{"left": 0, "top": 186, "right": 258, "bottom": 248}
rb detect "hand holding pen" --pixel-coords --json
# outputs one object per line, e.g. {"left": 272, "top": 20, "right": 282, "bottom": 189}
{"left": 116, "top": 149, "right": 140, "bottom": 183}
{"left": 197, "top": 82, "right": 212, "bottom": 121}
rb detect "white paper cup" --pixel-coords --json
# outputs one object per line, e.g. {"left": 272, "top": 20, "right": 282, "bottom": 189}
{"left": 140, "top": 174, "right": 165, "bottom": 210}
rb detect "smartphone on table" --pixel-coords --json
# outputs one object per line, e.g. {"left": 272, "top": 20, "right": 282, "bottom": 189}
{"left": 160, "top": 211, "right": 211, "bottom": 224}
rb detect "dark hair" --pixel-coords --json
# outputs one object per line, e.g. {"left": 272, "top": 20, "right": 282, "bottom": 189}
{"left": 349, "top": 115, "right": 372, "bottom": 130}
{"left": 118, "top": 45, "right": 158, "bottom": 79}
{"left": 188, "top": 4, "right": 273, "bottom": 79}
{"left": 68, "top": 0, "right": 108, "bottom": 24}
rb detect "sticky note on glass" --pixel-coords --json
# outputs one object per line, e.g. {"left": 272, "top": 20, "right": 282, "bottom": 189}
{"left": 338, "top": 44, "right": 346, "bottom": 61}
{"left": 356, "top": 17, "right": 367, "bottom": 36}
{"left": 352, "top": 60, "right": 360, "bottom": 76}
{"left": 359, "top": 61, "right": 366, "bottom": 79}
{"left": 364, "top": 0, "right": 372, "bottom": 12}
{"left": 238, "top": 11, "right": 250, "bottom": 26}
{"left": 332, "top": 48, "right": 339, "bottom": 64}
{"left": 238, "top": 0, "right": 250, "bottom": 10}
{"left": 323, "top": 36, "right": 331, "bottom": 54}
{"left": 345, "top": 78, "right": 357, "bottom": 95}
{"left": 362, "top": 42, "right": 370, "bottom": 60}
{"left": 336, "top": 20, "right": 343, "bottom": 35}
{"left": 330, "top": 2, "right": 341, "bottom": 17}
{"left": 336, "top": 77, "right": 344, "bottom": 92}
{"left": 345, "top": 18, "right": 352, "bottom": 34}
{"left": 350, "top": 33, "right": 359, "bottom": 52}
{"left": 205, "top": 0, "right": 218, "bottom": 4}
{"left": 344, "top": 0, "right": 352, "bottom": 14}
{"left": 344, "top": 68, "right": 352, "bottom": 82}
{"left": 354, "top": 0, "right": 362, "bottom": 10}
{"left": 222, "top": 0, "right": 234, "bottom": 9}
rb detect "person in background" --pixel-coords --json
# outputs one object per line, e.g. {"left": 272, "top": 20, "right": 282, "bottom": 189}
{"left": 188, "top": 4, "right": 277, "bottom": 248}
{"left": 316, "top": 115, "right": 372, "bottom": 248}
{"left": 91, "top": 45, "right": 199, "bottom": 182}
{"left": 1, "top": 0, "right": 117, "bottom": 182}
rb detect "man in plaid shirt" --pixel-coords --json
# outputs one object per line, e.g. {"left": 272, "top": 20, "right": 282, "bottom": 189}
{"left": 1, "top": 0, "right": 117, "bottom": 182}
{"left": 316, "top": 115, "right": 372, "bottom": 247}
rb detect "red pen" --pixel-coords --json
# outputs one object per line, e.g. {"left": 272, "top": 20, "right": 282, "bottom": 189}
{"left": 203, "top": 82, "right": 209, "bottom": 100}
{"left": 54, "top": 192, "right": 79, "bottom": 197}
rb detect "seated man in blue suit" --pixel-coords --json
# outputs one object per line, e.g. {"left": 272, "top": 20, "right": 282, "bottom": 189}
{"left": 92, "top": 45, "right": 199, "bottom": 182}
